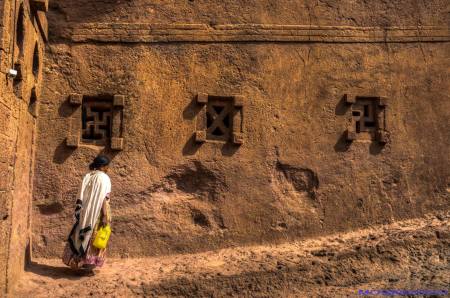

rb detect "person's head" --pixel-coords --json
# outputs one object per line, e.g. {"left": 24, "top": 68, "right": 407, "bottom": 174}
{"left": 89, "top": 155, "right": 110, "bottom": 172}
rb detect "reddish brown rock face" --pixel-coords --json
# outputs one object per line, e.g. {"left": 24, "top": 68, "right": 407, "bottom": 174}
{"left": 0, "top": 0, "right": 449, "bottom": 295}
{"left": 30, "top": 0, "right": 449, "bottom": 259}
{"left": 0, "top": 0, "right": 47, "bottom": 294}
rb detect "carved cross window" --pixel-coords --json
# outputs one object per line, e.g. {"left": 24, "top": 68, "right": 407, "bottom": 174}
{"left": 195, "top": 93, "right": 244, "bottom": 145}
{"left": 206, "top": 98, "right": 233, "bottom": 141}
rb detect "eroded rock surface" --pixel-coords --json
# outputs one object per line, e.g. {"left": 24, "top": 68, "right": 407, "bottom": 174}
{"left": 13, "top": 212, "right": 450, "bottom": 297}
{"left": 29, "top": 0, "right": 450, "bottom": 262}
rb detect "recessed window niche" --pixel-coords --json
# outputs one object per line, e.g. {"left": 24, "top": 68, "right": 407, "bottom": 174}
{"left": 66, "top": 94, "right": 125, "bottom": 150}
{"left": 344, "top": 94, "right": 389, "bottom": 144}
{"left": 194, "top": 93, "right": 244, "bottom": 145}
{"left": 32, "top": 42, "right": 40, "bottom": 78}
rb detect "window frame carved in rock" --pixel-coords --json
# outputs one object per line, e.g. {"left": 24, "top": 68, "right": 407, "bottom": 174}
{"left": 344, "top": 94, "right": 389, "bottom": 144}
{"left": 66, "top": 93, "right": 124, "bottom": 150}
{"left": 194, "top": 93, "right": 244, "bottom": 145}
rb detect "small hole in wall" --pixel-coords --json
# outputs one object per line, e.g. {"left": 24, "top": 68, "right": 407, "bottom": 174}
{"left": 207, "top": 112, "right": 213, "bottom": 127}
{"left": 16, "top": 4, "right": 25, "bottom": 53}
{"left": 365, "top": 121, "right": 375, "bottom": 128}
{"left": 28, "top": 87, "right": 37, "bottom": 117}
{"left": 213, "top": 105, "right": 224, "bottom": 115}
{"left": 32, "top": 43, "right": 40, "bottom": 78}
{"left": 191, "top": 209, "right": 210, "bottom": 227}
{"left": 212, "top": 127, "right": 223, "bottom": 136}
{"left": 13, "top": 4, "right": 25, "bottom": 98}
{"left": 223, "top": 114, "right": 230, "bottom": 128}
{"left": 363, "top": 105, "right": 370, "bottom": 117}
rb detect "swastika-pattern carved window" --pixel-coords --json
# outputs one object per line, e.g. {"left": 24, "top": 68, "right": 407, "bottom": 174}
{"left": 66, "top": 94, "right": 125, "bottom": 150}
{"left": 82, "top": 97, "right": 113, "bottom": 145}
{"left": 195, "top": 93, "right": 244, "bottom": 145}
{"left": 344, "top": 94, "right": 389, "bottom": 144}
{"left": 352, "top": 99, "right": 376, "bottom": 133}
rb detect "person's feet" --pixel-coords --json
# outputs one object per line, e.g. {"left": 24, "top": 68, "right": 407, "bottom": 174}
{"left": 73, "top": 269, "right": 95, "bottom": 276}
{"left": 80, "top": 264, "right": 96, "bottom": 275}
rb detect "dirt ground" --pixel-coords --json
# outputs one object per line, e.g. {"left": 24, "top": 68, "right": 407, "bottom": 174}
{"left": 12, "top": 212, "right": 449, "bottom": 297}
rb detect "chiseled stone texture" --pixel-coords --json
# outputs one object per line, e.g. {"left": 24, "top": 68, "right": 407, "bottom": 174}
{"left": 0, "top": 0, "right": 46, "bottom": 295}
{"left": 32, "top": 0, "right": 450, "bottom": 260}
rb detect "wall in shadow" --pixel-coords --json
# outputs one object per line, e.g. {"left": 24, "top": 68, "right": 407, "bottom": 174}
{"left": 183, "top": 97, "right": 203, "bottom": 121}
{"left": 58, "top": 97, "right": 74, "bottom": 118}
{"left": 369, "top": 141, "right": 386, "bottom": 155}
{"left": 221, "top": 142, "right": 240, "bottom": 156}
{"left": 182, "top": 134, "right": 202, "bottom": 156}
{"left": 334, "top": 132, "right": 351, "bottom": 152}
{"left": 335, "top": 95, "right": 350, "bottom": 116}
{"left": 53, "top": 140, "right": 76, "bottom": 164}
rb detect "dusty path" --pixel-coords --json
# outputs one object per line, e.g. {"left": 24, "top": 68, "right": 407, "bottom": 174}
{"left": 13, "top": 212, "right": 449, "bottom": 297}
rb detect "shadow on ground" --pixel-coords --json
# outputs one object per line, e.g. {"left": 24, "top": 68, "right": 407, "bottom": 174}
{"left": 26, "top": 261, "right": 94, "bottom": 280}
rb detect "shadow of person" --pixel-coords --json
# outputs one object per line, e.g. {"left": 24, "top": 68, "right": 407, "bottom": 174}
{"left": 26, "top": 261, "right": 94, "bottom": 280}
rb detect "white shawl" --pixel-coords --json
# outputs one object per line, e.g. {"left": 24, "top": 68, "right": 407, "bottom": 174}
{"left": 69, "top": 170, "right": 111, "bottom": 256}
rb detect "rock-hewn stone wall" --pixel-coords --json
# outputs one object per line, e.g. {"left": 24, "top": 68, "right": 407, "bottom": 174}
{"left": 0, "top": 0, "right": 46, "bottom": 295}
{"left": 32, "top": 0, "right": 449, "bottom": 259}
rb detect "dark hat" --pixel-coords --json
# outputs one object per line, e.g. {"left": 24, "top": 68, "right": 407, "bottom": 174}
{"left": 89, "top": 155, "right": 110, "bottom": 170}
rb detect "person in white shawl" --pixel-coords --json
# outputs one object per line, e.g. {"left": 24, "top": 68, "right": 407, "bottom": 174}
{"left": 62, "top": 155, "right": 112, "bottom": 271}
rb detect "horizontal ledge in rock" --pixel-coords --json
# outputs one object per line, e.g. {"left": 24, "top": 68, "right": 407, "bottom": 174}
{"left": 58, "top": 23, "right": 449, "bottom": 43}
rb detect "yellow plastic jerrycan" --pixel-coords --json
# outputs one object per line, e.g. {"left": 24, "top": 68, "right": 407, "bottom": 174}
{"left": 93, "top": 224, "right": 111, "bottom": 249}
